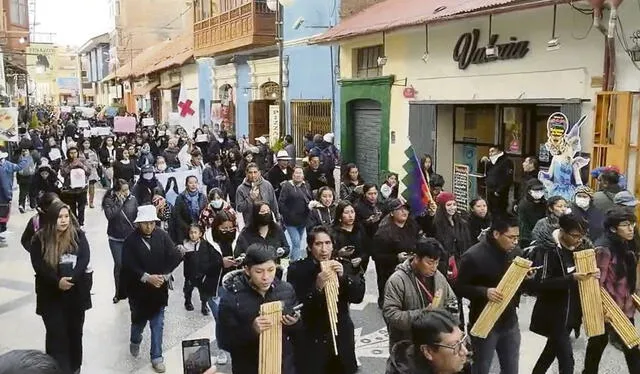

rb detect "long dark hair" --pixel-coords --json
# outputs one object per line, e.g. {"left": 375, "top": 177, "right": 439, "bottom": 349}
{"left": 249, "top": 201, "right": 277, "bottom": 231}
{"left": 341, "top": 163, "right": 363, "bottom": 185}
{"left": 333, "top": 200, "right": 355, "bottom": 227}
{"left": 37, "top": 201, "right": 79, "bottom": 269}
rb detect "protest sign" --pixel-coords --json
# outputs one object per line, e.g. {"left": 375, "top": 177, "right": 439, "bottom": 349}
{"left": 114, "top": 116, "right": 136, "bottom": 133}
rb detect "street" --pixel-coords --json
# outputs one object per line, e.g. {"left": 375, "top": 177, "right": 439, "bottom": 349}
{"left": 0, "top": 189, "right": 633, "bottom": 373}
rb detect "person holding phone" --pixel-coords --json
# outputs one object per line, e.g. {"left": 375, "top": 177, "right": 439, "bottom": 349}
{"left": 529, "top": 213, "right": 596, "bottom": 374}
{"left": 29, "top": 200, "right": 92, "bottom": 374}
{"left": 218, "top": 245, "right": 299, "bottom": 374}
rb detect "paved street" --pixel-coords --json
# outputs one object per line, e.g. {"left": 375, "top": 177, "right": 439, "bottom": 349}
{"left": 0, "top": 188, "right": 634, "bottom": 373}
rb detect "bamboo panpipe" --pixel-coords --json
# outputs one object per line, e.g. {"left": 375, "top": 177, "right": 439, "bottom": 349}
{"left": 470, "top": 257, "right": 532, "bottom": 339}
{"left": 632, "top": 294, "right": 640, "bottom": 311}
{"left": 321, "top": 261, "right": 340, "bottom": 356}
{"left": 431, "top": 289, "right": 443, "bottom": 308}
{"left": 600, "top": 288, "right": 640, "bottom": 349}
{"left": 573, "top": 249, "right": 605, "bottom": 337}
{"left": 259, "top": 301, "right": 283, "bottom": 374}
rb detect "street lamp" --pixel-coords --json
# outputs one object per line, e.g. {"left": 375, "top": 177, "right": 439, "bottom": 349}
{"left": 266, "top": 0, "right": 294, "bottom": 136}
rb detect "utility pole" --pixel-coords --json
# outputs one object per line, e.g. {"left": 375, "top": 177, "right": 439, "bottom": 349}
{"left": 276, "top": 1, "right": 285, "bottom": 136}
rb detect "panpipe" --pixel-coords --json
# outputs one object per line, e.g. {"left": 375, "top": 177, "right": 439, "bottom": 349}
{"left": 632, "top": 294, "right": 640, "bottom": 311}
{"left": 600, "top": 287, "right": 640, "bottom": 349}
{"left": 321, "top": 261, "right": 340, "bottom": 356}
{"left": 431, "top": 289, "right": 443, "bottom": 308}
{"left": 470, "top": 256, "right": 532, "bottom": 339}
{"left": 573, "top": 249, "right": 605, "bottom": 337}
{"left": 259, "top": 301, "right": 283, "bottom": 374}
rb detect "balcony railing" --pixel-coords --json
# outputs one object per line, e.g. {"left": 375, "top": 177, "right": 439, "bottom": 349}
{"left": 193, "top": 0, "right": 276, "bottom": 57}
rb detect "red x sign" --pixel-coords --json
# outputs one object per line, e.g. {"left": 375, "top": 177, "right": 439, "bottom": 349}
{"left": 178, "top": 99, "right": 195, "bottom": 117}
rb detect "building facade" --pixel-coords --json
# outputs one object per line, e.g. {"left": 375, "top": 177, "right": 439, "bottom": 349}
{"left": 316, "top": 0, "right": 640, "bottom": 192}
{"left": 2, "top": 0, "right": 30, "bottom": 106}
{"left": 77, "top": 33, "right": 110, "bottom": 106}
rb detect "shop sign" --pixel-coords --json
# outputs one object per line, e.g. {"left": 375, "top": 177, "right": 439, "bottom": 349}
{"left": 453, "top": 29, "right": 530, "bottom": 70}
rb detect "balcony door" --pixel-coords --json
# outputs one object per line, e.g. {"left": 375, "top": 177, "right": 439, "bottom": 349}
{"left": 248, "top": 99, "right": 274, "bottom": 143}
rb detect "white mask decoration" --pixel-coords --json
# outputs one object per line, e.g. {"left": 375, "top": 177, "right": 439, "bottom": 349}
{"left": 489, "top": 153, "right": 502, "bottom": 164}
{"left": 157, "top": 163, "right": 167, "bottom": 171}
{"left": 529, "top": 190, "right": 545, "bottom": 200}
{"left": 575, "top": 197, "right": 591, "bottom": 209}
{"left": 211, "top": 199, "right": 223, "bottom": 209}
{"left": 142, "top": 172, "right": 154, "bottom": 180}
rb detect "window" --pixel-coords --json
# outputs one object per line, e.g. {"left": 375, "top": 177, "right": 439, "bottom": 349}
{"left": 10, "top": 0, "right": 28, "bottom": 26}
{"left": 195, "top": 0, "right": 212, "bottom": 21}
{"left": 355, "top": 45, "right": 384, "bottom": 78}
{"left": 454, "top": 105, "right": 497, "bottom": 144}
{"left": 171, "top": 88, "right": 180, "bottom": 112}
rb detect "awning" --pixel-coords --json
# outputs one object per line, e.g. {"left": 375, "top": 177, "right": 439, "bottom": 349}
{"left": 133, "top": 81, "right": 160, "bottom": 96}
{"left": 138, "top": 34, "right": 194, "bottom": 76}
{"left": 312, "top": 0, "right": 568, "bottom": 44}
{"left": 102, "top": 72, "right": 116, "bottom": 83}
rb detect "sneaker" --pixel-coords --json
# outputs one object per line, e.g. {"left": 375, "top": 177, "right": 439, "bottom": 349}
{"left": 201, "top": 303, "right": 210, "bottom": 316}
{"left": 356, "top": 357, "right": 362, "bottom": 367}
{"left": 185, "top": 300, "right": 194, "bottom": 311}
{"left": 129, "top": 342, "right": 140, "bottom": 357}
{"left": 152, "top": 360, "right": 166, "bottom": 373}
{"left": 215, "top": 351, "right": 228, "bottom": 365}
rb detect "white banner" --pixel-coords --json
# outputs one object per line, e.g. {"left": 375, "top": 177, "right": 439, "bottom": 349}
{"left": 155, "top": 169, "right": 205, "bottom": 205}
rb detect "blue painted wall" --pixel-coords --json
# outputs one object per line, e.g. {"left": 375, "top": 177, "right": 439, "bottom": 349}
{"left": 236, "top": 57, "right": 251, "bottom": 138}
{"left": 282, "top": 0, "right": 341, "bottom": 147}
{"left": 197, "top": 59, "right": 213, "bottom": 125}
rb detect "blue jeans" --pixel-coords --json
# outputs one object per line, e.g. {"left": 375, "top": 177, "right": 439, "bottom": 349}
{"left": 130, "top": 306, "right": 165, "bottom": 361}
{"left": 470, "top": 323, "right": 520, "bottom": 374}
{"left": 108, "top": 239, "right": 124, "bottom": 297}
{"left": 285, "top": 225, "right": 306, "bottom": 261}
{"left": 207, "top": 287, "right": 226, "bottom": 345}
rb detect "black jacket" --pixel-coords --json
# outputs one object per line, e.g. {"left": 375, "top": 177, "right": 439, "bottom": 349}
{"left": 529, "top": 237, "right": 586, "bottom": 337}
{"left": 235, "top": 225, "right": 290, "bottom": 258}
{"left": 518, "top": 195, "right": 547, "bottom": 248}
{"left": 29, "top": 230, "right": 92, "bottom": 316}
{"left": 456, "top": 236, "right": 528, "bottom": 330}
{"left": 278, "top": 180, "right": 312, "bottom": 227}
{"left": 306, "top": 203, "right": 335, "bottom": 233}
{"left": 102, "top": 191, "right": 138, "bottom": 240}
{"left": 287, "top": 257, "right": 365, "bottom": 374}
{"left": 121, "top": 228, "right": 183, "bottom": 322}
{"left": 132, "top": 178, "right": 163, "bottom": 205}
{"left": 21, "top": 214, "right": 42, "bottom": 252}
{"left": 266, "top": 164, "right": 293, "bottom": 198}
{"left": 484, "top": 154, "right": 513, "bottom": 194}
{"left": 197, "top": 230, "right": 236, "bottom": 298}
{"left": 385, "top": 341, "right": 435, "bottom": 374}
{"left": 218, "top": 270, "right": 299, "bottom": 374}
{"left": 332, "top": 224, "right": 368, "bottom": 266}
{"left": 172, "top": 191, "right": 207, "bottom": 244}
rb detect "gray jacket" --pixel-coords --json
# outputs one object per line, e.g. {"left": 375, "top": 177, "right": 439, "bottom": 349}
{"left": 383, "top": 260, "right": 457, "bottom": 349}
{"left": 235, "top": 177, "right": 280, "bottom": 225}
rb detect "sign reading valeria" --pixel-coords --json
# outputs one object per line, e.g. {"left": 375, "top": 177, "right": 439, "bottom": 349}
{"left": 453, "top": 29, "right": 530, "bottom": 70}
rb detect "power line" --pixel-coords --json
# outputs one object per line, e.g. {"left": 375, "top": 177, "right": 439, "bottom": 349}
{"left": 159, "top": 4, "right": 193, "bottom": 31}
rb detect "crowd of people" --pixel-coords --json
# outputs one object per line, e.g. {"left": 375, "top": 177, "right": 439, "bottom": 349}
{"left": 7, "top": 106, "right": 640, "bottom": 374}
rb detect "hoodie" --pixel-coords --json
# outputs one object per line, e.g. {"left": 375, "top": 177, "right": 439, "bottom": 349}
{"left": 235, "top": 177, "right": 280, "bottom": 226}
{"left": 306, "top": 200, "right": 335, "bottom": 232}
{"left": 385, "top": 341, "right": 434, "bottom": 374}
{"left": 517, "top": 180, "right": 547, "bottom": 247}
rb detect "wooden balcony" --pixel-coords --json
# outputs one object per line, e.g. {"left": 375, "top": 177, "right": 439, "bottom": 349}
{"left": 193, "top": 1, "right": 277, "bottom": 57}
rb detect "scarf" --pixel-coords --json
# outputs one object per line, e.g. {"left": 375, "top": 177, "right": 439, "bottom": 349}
{"left": 185, "top": 190, "right": 201, "bottom": 220}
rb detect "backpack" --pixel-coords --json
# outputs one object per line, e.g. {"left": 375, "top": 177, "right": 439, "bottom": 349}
{"left": 314, "top": 145, "right": 335, "bottom": 171}
{"left": 19, "top": 159, "right": 36, "bottom": 176}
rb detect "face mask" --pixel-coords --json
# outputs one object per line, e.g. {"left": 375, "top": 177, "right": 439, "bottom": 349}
{"left": 217, "top": 230, "right": 236, "bottom": 242}
{"left": 142, "top": 172, "right": 154, "bottom": 180}
{"left": 445, "top": 205, "right": 458, "bottom": 216}
{"left": 575, "top": 197, "right": 591, "bottom": 209}
{"left": 256, "top": 213, "right": 273, "bottom": 226}
{"left": 231, "top": 165, "right": 237, "bottom": 172}
{"left": 211, "top": 199, "right": 223, "bottom": 209}
{"left": 529, "top": 190, "right": 545, "bottom": 200}
{"left": 489, "top": 154, "right": 500, "bottom": 164}
{"left": 157, "top": 163, "right": 167, "bottom": 171}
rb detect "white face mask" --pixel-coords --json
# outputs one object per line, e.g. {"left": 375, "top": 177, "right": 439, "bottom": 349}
{"left": 142, "top": 172, "right": 154, "bottom": 180}
{"left": 157, "top": 163, "right": 167, "bottom": 171}
{"left": 575, "top": 197, "right": 591, "bottom": 209}
{"left": 529, "top": 190, "right": 545, "bottom": 200}
{"left": 489, "top": 154, "right": 501, "bottom": 164}
{"left": 211, "top": 199, "right": 223, "bottom": 209}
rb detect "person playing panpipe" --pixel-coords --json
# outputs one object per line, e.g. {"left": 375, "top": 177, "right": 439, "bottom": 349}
{"left": 583, "top": 208, "right": 640, "bottom": 374}
{"left": 528, "top": 214, "right": 598, "bottom": 374}
{"left": 217, "top": 244, "right": 300, "bottom": 374}
{"left": 456, "top": 215, "right": 536, "bottom": 374}
{"left": 287, "top": 226, "right": 366, "bottom": 374}
{"left": 382, "top": 237, "right": 458, "bottom": 352}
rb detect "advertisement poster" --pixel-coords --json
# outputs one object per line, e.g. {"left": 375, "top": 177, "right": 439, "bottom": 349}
{"left": 269, "top": 105, "right": 280, "bottom": 146}
{"left": 0, "top": 107, "right": 18, "bottom": 141}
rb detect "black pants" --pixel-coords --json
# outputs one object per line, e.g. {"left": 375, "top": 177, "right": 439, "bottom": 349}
{"left": 487, "top": 190, "right": 508, "bottom": 218}
{"left": 533, "top": 328, "right": 574, "bottom": 374}
{"left": 183, "top": 279, "right": 206, "bottom": 303}
{"left": 62, "top": 192, "right": 87, "bottom": 226}
{"left": 18, "top": 177, "right": 35, "bottom": 208}
{"left": 375, "top": 261, "right": 395, "bottom": 308}
{"left": 41, "top": 305, "right": 86, "bottom": 374}
{"left": 583, "top": 321, "right": 640, "bottom": 374}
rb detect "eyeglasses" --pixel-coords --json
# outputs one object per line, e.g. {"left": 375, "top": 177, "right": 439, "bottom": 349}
{"left": 565, "top": 231, "right": 585, "bottom": 240}
{"left": 618, "top": 222, "right": 637, "bottom": 230}
{"left": 432, "top": 332, "right": 470, "bottom": 356}
{"left": 501, "top": 234, "right": 520, "bottom": 242}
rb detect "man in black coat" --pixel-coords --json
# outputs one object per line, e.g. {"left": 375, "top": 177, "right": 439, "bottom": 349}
{"left": 287, "top": 226, "right": 365, "bottom": 374}
{"left": 481, "top": 146, "right": 514, "bottom": 218}
{"left": 218, "top": 245, "right": 300, "bottom": 374}
{"left": 122, "top": 205, "right": 183, "bottom": 373}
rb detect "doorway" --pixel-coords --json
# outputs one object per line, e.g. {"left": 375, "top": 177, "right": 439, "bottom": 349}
{"left": 351, "top": 99, "right": 382, "bottom": 184}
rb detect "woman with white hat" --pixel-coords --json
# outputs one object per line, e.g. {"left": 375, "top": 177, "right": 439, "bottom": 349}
{"left": 266, "top": 150, "right": 293, "bottom": 199}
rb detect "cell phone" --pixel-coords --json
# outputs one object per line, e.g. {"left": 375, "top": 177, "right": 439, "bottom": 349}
{"left": 530, "top": 265, "right": 543, "bottom": 271}
{"left": 288, "top": 303, "right": 304, "bottom": 316}
{"left": 181, "top": 339, "right": 211, "bottom": 374}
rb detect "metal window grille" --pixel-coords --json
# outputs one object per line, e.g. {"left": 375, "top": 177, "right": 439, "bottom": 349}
{"left": 290, "top": 100, "right": 332, "bottom": 156}
{"left": 355, "top": 45, "right": 383, "bottom": 78}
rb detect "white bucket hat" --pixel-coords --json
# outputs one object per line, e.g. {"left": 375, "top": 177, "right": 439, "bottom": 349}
{"left": 255, "top": 136, "right": 267, "bottom": 145}
{"left": 276, "top": 150, "right": 291, "bottom": 160}
{"left": 133, "top": 205, "right": 160, "bottom": 223}
{"left": 0, "top": 151, "right": 8, "bottom": 160}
